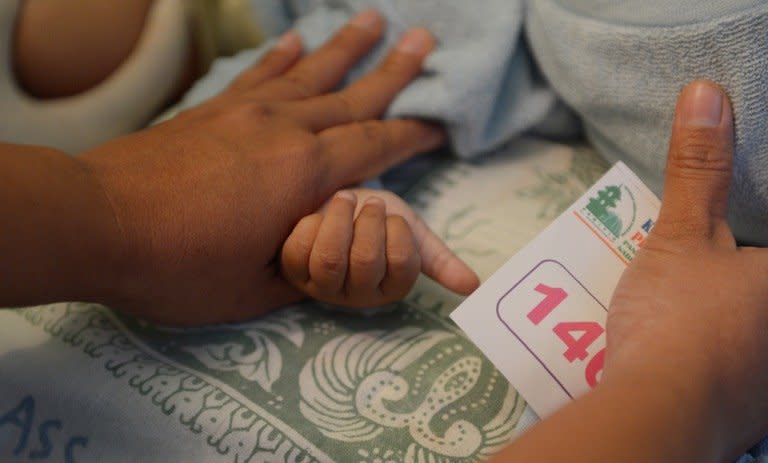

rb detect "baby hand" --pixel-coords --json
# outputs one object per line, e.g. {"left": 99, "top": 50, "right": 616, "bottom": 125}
{"left": 280, "top": 189, "right": 480, "bottom": 308}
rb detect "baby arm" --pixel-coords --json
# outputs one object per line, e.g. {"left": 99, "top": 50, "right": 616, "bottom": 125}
{"left": 281, "top": 189, "right": 480, "bottom": 308}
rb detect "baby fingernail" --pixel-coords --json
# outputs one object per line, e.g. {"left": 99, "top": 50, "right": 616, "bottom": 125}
{"left": 365, "top": 196, "right": 385, "bottom": 207}
{"left": 397, "top": 28, "right": 434, "bottom": 55}
{"left": 682, "top": 81, "right": 724, "bottom": 128}
{"left": 335, "top": 191, "right": 357, "bottom": 203}
{"left": 349, "top": 9, "right": 381, "bottom": 30}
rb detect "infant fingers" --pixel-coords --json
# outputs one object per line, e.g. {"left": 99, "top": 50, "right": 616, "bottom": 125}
{"left": 379, "top": 215, "right": 422, "bottom": 299}
{"left": 281, "top": 213, "right": 323, "bottom": 284}
{"left": 308, "top": 191, "right": 357, "bottom": 295}
{"left": 346, "top": 197, "right": 387, "bottom": 295}
{"left": 409, "top": 215, "right": 480, "bottom": 295}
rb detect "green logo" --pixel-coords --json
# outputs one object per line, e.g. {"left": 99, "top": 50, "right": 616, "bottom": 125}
{"left": 583, "top": 184, "right": 636, "bottom": 240}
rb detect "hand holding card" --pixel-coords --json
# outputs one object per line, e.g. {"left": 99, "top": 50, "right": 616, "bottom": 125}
{"left": 469, "top": 81, "right": 768, "bottom": 462}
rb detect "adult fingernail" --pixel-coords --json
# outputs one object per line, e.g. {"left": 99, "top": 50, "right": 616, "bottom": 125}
{"left": 349, "top": 9, "right": 381, "bottom": 30}
{"left": 335, "top": 191, "right": 357, "bottom": 203}
{"left": 275, "top": 31, "right": 301, "bottom": 50}
{"left": 682, "top": 81, "right": 724, "bottom": 128}
{"left": 397, "top": 28, "right": 434, "bottom": 55}
{"left": 364, "top": 196, "right": 385, "bottom": 207}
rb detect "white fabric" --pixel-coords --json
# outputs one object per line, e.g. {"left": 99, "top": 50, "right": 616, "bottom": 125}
{"left": 0, "top": 0, "right": 188, "bottom": 153}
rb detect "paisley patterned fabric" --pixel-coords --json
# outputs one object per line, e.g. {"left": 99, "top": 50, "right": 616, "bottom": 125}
{"left": 0, "top": 138, "right": 608, "bottom": 462}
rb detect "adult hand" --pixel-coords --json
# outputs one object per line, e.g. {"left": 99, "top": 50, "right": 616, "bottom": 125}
{"left": 79, "top": 10, "right": 445, "bottom": 325}
{"left": 606, "top": 80, "right": 768, "bottom": 460}
{"left": 492, "top": 80, "right": 768, "bottom": 462}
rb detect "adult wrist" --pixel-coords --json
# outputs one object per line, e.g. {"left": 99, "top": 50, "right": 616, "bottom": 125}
{"left": 64, "top": 155, "right": 132, "bottom": 307}
{"left": 599, "top": 351, "right": 728, "bottom": 462}
{"left": 76, "top": 144, "right": 169, "bottom": 316}
{"left": 0, "top": 143, "right": 128, "bottom": 307}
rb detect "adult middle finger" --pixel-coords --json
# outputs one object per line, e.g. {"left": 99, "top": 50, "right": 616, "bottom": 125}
{"left": 253, "top": 9, "right": 385, "bottom": 101}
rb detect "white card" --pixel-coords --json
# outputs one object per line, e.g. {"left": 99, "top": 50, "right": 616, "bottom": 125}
{"left": 450, "top": 162, "right": 660, "bottom": 418}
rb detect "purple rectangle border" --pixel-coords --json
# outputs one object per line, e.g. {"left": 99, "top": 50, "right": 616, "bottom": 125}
{"left": 495, "top": 259, "right": 609, "bottom": 399}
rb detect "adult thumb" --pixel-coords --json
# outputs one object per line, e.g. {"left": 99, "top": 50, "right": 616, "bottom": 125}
{"left": 657, "top": 80, "right": 735, "bottom": 241}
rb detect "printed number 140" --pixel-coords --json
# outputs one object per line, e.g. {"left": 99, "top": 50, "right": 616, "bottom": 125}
{"left": 527, "top": 284, "right": 605, "bottom": 387}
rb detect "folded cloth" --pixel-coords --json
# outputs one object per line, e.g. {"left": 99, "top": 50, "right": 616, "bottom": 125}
{"left": 0, "top": 0, "right": 189, "bottom": 153}
{"left": 167, "top": 0, "right": 579, "bottom": 155}
{"left": 527, "top": 0, "right": 768, "bottom": 245}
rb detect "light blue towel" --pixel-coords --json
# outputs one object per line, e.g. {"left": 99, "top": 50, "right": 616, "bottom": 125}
{"left": 174, "top": 0, "right": 768, "bottom": 247}
{"left": 527, "top": 0, "right": 768, "bottom": 245}
{"left": 171, "top": 0, "right": 578, "bottom": 157}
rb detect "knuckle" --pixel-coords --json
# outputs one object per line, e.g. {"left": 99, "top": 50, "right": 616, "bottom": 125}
{"left": 249, "top": 102, "right": 278, "bottom": 119}
{"left": 638, "top": 234, "right": 686, "bottom": 256}
{"left": 289, "top": 235, "right": 315, "bottom": 258}
{"left": 280, "top": 73, "right": 316, "bottom": 98}
{"left": 387, "top": 246, "right": 416, "bottom": 270}
{"left": 291, "top": 132, "right": 322, "bottom": 155}
{"left": 279, "top": 132, "right": 323, "bottom": 166}
{"left": 648, "top": 218, "right": 710, "bottom": 246}
{"left": 334, "top": 93, "right": 360, "bottom": 122}
{"left": 314, "top": 250, "right": 347, "bottom": 276}
{"left": 358, "top": 121, "right": 388, "bottom": 152}
{"left": 670, "top": 130, "right": 731, "bottom": 175}
{"left": 350, "top": 245, "right": 382, "bottom": 270}
{"left": 220, "top": 102, "right": 277, "bottom": 125}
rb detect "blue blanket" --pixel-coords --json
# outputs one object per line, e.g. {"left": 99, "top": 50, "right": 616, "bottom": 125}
{"left": 173, "top": 0, "right": 768, "bottom": 247}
